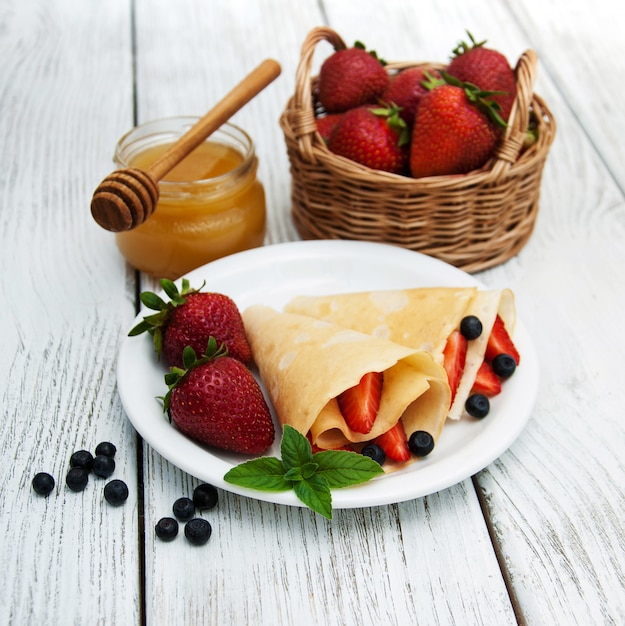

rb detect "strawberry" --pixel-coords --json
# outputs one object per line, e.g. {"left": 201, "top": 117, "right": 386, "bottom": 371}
{"left": 447, "top": 32, "right": 516, "bottom": 122}
{"left": 485, "top": 315, "right": 520, "bottom": 364}
{"left": 409, "top": 76, "right": 505, "bottom": 178}
{"left": 328, "top": 105, "right": 409, "bottom": 174}
{"left": 471, "top": 361, "right": 502, "bottom": 397}
{"left": 129, "top": 278, "right": 251, "bottom": 368}
{"left": 372, "top": 421, "right": 411, "bottom": 463}
{"left": 315, "top": 112, "right": 343, "bottom": 143}
{"left": 317, "top": 42, "right": 390, "bottom": 113}
{"left": 442, "top": 330, "right": 468, "bottom": 404}
{"left": 163, "top": 339, "right": 275, "bottom": 455}
{"left": 382, "top": 66, "right": 439, "bottom": 127}
{"left": 337, "top": 371, "right": 383, "bottom": 434}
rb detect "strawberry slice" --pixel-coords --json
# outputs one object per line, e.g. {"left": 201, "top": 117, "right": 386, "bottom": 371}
{"left": 337, "top": 371, "right": 383, "bottom": 434}
{"left": 443, "top": 330, "right": 468, "bottom": 404}
{"left": 471, "top": 361, "right": 502, "bottom": 397}
{"left": 372, "top": 421, "right": 411, "bottom": 463}
{"left": 485, "top": 315, "right": 520, "bottom": 364}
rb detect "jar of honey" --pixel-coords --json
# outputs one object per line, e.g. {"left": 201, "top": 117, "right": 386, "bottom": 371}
{"left": 112, "top": 116, "right": 266, "bottom": 279}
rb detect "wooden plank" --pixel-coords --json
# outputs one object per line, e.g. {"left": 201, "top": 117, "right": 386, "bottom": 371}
{"left": 0, "top": 0, "right": 141, "bottom": 624}
{"left": 504, "top": 0, "right": 625, "bottom": 192}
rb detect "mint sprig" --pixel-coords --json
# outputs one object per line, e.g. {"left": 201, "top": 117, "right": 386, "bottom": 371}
{"left": 224, "top": 425, "right": 384, "bottom": 519}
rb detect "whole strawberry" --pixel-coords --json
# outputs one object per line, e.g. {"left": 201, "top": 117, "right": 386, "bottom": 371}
{"left": 317, "top": 42, "right": 389, "bottom": 113}
{"left": 446, "top": 32, "right": 516, "bottom": 122}
{"left": 129, "top": 278, "right": 251, "bottom": 368}
{"left": 328, "top": 105, "right": 409, "bottom": 174}
{"left": 409, "top": 76, "right": 505, "bottom": 178}
{"left": 163, "top": 339, "right": 275, "bottom": 455}
{"left": 382, "top": 67, "right": 439, "bottom": 127}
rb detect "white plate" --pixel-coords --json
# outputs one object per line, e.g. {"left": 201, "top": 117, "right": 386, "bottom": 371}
{"left": 117, "top": 240, "right": 538, "bottom": 509}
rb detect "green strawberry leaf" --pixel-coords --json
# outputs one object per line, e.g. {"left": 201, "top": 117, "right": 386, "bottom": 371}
{"left": 292, "top": 473, "right": 333, "bottom": 520}
{"left": 181, "top": 345, "right": 197, "bottom": 369}
{"left": 160, "top": 278, "right": 180, "bottom": 300}
{"left": 280, "top": 424, "right": 313, "bottom": 470}
{"left": 127, "top": 319, "right": 152, "bottom": 337}
{"left": 128, "top": 277, "right": 206, "bottom": 343}
{"left": 312, "top": 449, "right": 384, "bottom": 488}
{"left": 224, "top": 457, "right": 290, "bottom": 491}
{"left": 140, "top": 291, "right": 168, "bottom": 311}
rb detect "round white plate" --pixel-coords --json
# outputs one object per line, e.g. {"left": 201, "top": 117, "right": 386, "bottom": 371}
{"left": 117, "top": 240, "right": 538, "bottom": 509}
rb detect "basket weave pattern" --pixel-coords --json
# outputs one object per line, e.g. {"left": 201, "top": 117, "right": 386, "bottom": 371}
{"left": 280, "top": 27, "right": 556, "bottom": 273}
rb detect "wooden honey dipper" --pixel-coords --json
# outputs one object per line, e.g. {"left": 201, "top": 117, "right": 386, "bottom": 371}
{"left": 91, "top": 58, "right": 281, "bottom": 232}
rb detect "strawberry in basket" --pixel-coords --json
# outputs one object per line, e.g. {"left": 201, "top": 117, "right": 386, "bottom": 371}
{"left": 317, "top": 41, "right": 389, "bottom": 113}
{"left": 446, "top": 32, "right": 517, "bottom": 123}
{"left": 408, "top": 73, "right": 508, "bottom": 178}
{"left": 328, "top": 104, "right": 409, "bottom": 174}
{"left": 382, "top": 67, "right": 440, "bottom": 127}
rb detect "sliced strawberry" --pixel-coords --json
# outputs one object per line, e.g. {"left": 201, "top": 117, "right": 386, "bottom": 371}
{"left": 471, "top": 361, "right": 502, "bottom": 397}
{"left": 485, "top": 315, "right": 520, "bottom": 364}
{"left": 337, "top": 371, "right": 383, "bottom": 434}
{"left": 372, "top": 421, "right": 411, "bottom": 463}
{"left": 443, "top": 330, "right": 468, "bottom": 404}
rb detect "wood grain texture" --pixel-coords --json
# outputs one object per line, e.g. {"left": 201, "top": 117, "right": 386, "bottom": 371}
{"left": 0, "top": 0, "right": 140, "bottom": 624}
{"left": 3, "top": 0, "right": 625, "bottom": 624}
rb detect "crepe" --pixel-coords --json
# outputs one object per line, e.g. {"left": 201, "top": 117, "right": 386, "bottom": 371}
{"left": 286, "top": 287, "right": 516, "bottom": 420}
{"left": 242, "top": 304, "right": 451, "bottom": 450}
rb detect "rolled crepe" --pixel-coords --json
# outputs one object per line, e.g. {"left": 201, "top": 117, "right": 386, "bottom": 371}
{"left": 286, "top": 287, "right": 516, "bottom": 420}
{"left": 242, "top": 304, "right": 450, "bottom": 450}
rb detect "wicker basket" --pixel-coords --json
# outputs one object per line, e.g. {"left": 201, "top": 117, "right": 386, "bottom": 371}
{"left": 279, "top": 26, "right": 556, "bottom": 273}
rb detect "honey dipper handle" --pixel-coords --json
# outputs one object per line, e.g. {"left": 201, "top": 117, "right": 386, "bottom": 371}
{"left": 147, "top": 58, "right": 281, "bottom": 181}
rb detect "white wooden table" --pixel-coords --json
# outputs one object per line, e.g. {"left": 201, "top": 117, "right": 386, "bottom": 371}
{"left": 2, "top": 1, "right": 625, "bottom": 624}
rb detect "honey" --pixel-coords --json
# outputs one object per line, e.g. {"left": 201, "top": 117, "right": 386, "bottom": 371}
{"left": 113, "top": 118, "right": 266, "bottom": 279}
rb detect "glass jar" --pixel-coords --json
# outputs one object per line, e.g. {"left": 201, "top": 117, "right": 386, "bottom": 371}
{"left": 113, "top": 117, "right": 266, "bottom": 279}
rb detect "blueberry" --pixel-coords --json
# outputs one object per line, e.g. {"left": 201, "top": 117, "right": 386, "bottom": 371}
{"left": 32, "top": 472, "right": 55, "bottom": 496}
{"left": 465, "top": 394, "right": 490, "bottom": 418}
{"left": 193, "top": 484, "right": 218, "bottom": 510}
{"left": 95, "top": 441, "right": 117, "bottom": 458}
{"left": 460, "top": 315, "right": 483, "bottom": 340}
{"left": 172, "top": 497, "right": 195, "bottom": 521}
{"left": 155, "top": 517, "right": 179, "bottom": 541}
{"left": 66, "top": 467, "right": 89, "bottom": 492}
{"left": 361, "top": 443, "right": 386, "bottom": 465}
{"left": 184, "top": 518, "right": 212, "bottom": 546}
{"left": 104, "top": 479, "right": 129, "bottom": 506}
{"left": 408, "top": 431, "right": 435, "bottom": 457}
{"left": 92, "top": 454, "right": 115, "bottom": 478}
{"left": 70, "top": 449, "right": 94, "bottom": 472}
{"left": 492, "top": 354, "right": 517, "bottom": 379}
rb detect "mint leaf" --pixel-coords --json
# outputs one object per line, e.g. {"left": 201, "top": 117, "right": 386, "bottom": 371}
{"left": 293, "top": 473, "right": 333, "bottom": 520}
{"left": 301, "top": 461, "right": 320, "bottom": 480}
{"left": 313, "top": 450, "right": 384, "bottom": 488}
{"left": 224, "top": 457, "right": 290, "bottom": 491}
{"left": 281, "top": 424, "right": 313, "bottom": 470}
{"left": 283, "top": 460, "right": 319, "bottom": 482}
{"left": 223, "top": 424, "right": 388, "bottom": 520}
{"left": 283, "top": 467, "right": 303, "bottom": 482}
